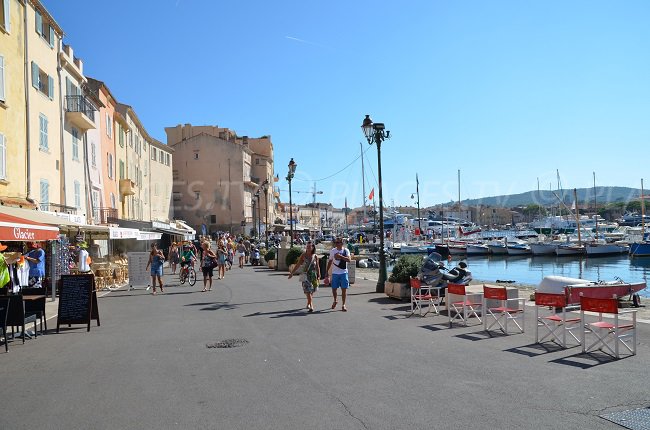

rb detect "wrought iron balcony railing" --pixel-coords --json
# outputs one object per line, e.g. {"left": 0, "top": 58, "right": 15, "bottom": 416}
{"left": 65, "top": 95, "right": 96, "bottom": 122}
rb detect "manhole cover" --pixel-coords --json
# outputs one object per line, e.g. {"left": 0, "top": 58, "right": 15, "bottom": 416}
{"left": 601, "top": 408, "right": 650, "bottom": 430}
{"left": 206, "top": 338, "right": 249, "bottom": 349}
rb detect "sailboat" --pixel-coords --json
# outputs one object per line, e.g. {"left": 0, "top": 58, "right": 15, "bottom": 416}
{"left": 585, "top": 173, "right": 629, "bottom": 256}
{"left": 630, "top": 179, "right": 650, "bottom": 257}
{"left": 555, "top": 188, "right": 586, "bottom": 256}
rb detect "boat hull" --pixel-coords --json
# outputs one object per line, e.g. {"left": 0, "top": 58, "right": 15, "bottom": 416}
{"left": 487, "top": 245, "right": 508, "bottom": 255}
{"left": 466, "top": 244, "right": 490, "bottom": 255}
{"left": 506, "top": 246, "right": 531, "bottom": 255}
{"left": 585, "top": 243, "right": 629, "bottom": 256}
{"left": 530, "top": 243, "right": 557, "bottom": 255}
{"left": 555, "top": 245, "right": 586, "bottom": 256}
{"left": 630, "top": 242, "right": 650, "bottom": 257}
{"left": 537, "top": 275, "right": 646, "bottom": 304}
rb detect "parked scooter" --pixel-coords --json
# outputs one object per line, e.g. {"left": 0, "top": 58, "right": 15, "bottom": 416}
{"left": 418, "top": 253, "right": 472, "bottom": 297}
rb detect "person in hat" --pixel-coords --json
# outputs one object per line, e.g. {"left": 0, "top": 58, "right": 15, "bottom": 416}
{"left": 24, "top": 242, "right": 46, "bottom": 288}
{"left": 78, "top": 242, "right": 92, "bottom": 273}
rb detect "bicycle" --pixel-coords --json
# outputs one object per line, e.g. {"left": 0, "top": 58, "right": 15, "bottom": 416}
{"left": 179, "top": 263, "right": 197, "bottom": 286}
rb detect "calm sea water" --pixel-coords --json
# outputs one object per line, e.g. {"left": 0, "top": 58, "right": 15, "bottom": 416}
{"left": 451, "top": 255, "right": 650, "bottom": 297}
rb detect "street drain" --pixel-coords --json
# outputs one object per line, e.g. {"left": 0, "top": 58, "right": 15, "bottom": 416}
{"left": 206, "top": 338, "right": 249, "bottom": 349}
{"left": 601, "top": 408, "right": 650, "bottom": 430}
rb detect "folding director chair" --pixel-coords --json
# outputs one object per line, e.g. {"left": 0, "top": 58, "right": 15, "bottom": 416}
{"left": 447, "top": 283, "right": 482, "bottom": 327}
{"left": 483, "top": 285, "right": 525, "bottom": 335}
{"left": 534, "top": 291, "right": 581, "bottom": 348}
{"left": 580, "top": 295, "right": 637, "bottom": 359}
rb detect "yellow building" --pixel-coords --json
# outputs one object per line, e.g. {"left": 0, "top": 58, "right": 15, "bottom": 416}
{"left": 25, "top": 0, "right": 63, "bottom": 210}
{"left": 148, "top": 139, "right": 173, "bottom": 223}
{"left": 0, "top": 0, "right": 28, "bottom": 206}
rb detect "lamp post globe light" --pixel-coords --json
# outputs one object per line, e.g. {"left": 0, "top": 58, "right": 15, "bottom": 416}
{"left": 362, "top": 114, "right": 390, "bottom": 293}
{"left": 287, "top": 158, "right": 297, "bottom": 246}
{"left": 262, "top": 179, "right": 270, "bottom": 246}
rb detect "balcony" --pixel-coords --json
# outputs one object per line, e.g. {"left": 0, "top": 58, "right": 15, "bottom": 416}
{"left": 245, "top": 176, "right": 260, "bottom": 188}
{"left": 96, "top": 207, "right": 118, "bottom": 225}
{"left": 65, "top": 95, "right": 96, "bottom": 131}
{"left": 119, "top": 178, "right": 136, "bottom": 197}
{"left": 39, "top": 203, "right": 77, "bottom": 214}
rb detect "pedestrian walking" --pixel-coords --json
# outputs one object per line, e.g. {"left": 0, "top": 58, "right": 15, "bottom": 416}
{"left": 235, "top": 240, "right": 246, "bottom": 268}
{"left": 145, "top": 243, "right": 165, "bottom": 295}
{"left": 243, "top": 237, "right": 251, "bottom": 263}
{"left": 288, "top": 241, "right": 320, "bottom": 312}
{"left": 200, "top": 242, "right": 217, "bottom": 292}
{"left": 24, "top": 242, "right": 46, "bottom": 288}
{"left": 217, "top": 244, "right": 227, "bottom": 280}
{"left": 169, "top": 242, "right": 180, "bottom": 274}
{"left": 326, "top": 237, "right": 351, "bottom": 311}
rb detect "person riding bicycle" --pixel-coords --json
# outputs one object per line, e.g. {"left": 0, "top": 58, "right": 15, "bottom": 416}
{"left": 180, "top": 243, "right": 196, "bottom": 275}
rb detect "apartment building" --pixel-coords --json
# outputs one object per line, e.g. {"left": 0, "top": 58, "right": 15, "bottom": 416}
{"left": 0, "top": 0, "right": 28, "bottom": 205}
{"left": 166, "top": 124, "right": 275, "bottom": 236}
{"left": 148, "top": 139, "right": 173, "bottom": 224}
{"left": 26, "top": 0, "right": 63, "bottom": 211}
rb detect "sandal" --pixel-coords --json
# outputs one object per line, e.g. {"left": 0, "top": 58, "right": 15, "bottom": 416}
{"left": 201, "top": 288, "right": 207, "bottom": 292}
{"left": 342, "top": 305, "right": 347, "bottom": 312}
{"left": 331, "top": 301, "right": 338, "bottom": 309}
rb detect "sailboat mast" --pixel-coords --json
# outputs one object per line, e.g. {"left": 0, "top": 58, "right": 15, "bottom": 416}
{"left": 641, "top": 178, "right": 645, "bottom": 233}
{"left": 574, "top": 188, "right": 582, "bottom": 245}
{"left": 360, "top": 142, "right": 367, "bottom": 222}
{"left": 593, "top": 172, "right": 598, "bottom": 236}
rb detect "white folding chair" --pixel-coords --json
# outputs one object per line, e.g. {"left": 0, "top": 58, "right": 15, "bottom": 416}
{"left": 483, "top": 285, "right": 525, "bottom": 335}
{"left": 407, "top": 277, "right": 441, "bottom": 317}
{"left": 534, "top": 291, "right": 581, "bottom": 348}
{"left": 580, "top": 295, "right": 637, "bottom": 359}
{"left": 447, "top": 283, "right": 482, "bottom": 327}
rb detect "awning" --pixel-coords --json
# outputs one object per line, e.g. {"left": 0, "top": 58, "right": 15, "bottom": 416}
{"left": 0, "top": 205, "right": 79, "bottom": 227}
{"left": 138, "top": 231, "right": 162, "bottom": 241}
{"left": 173, "top": 220, "right": 196, "bottom": 235}
{"left": 109, "top": 227, "right": 140, "bottom": 239}
{"left": 0, "top": 212, "right": 59, "bottom": 241}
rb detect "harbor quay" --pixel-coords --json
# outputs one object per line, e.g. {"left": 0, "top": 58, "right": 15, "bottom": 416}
{"left": 3, "top": 265, "right": 649, "bottom": 430}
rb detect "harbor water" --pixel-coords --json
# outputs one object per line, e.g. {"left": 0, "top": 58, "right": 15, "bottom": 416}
{"left": 451, "top": 254, "right": 650, "bottom": 297}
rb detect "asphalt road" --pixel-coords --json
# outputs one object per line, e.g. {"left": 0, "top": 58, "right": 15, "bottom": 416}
{"left": 2, "top": 265, "right": 649, "bottom": 430}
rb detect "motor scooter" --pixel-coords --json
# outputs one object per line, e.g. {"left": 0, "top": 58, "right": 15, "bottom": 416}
{"left": 418, "top": 253, "right": 472, "bottom": 297}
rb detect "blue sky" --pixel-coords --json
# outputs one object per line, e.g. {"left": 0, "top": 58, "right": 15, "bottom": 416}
{"left": 46, "top": 0, "right": 650, "bottom": 209}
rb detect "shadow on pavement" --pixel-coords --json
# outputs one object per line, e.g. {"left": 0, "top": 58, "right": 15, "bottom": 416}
{"left": 503, "top": 343, "right": 567, "bottom": 357}
{"left": 549, "top": 351, "right": 625, "bottom": 369}
{"left": 242, "top": 308, "right": 319, "bottom": 318}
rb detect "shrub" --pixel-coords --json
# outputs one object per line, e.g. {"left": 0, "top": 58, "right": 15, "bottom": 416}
{"left": 286, "top": 246, "right": 303, "bottom": 267}
{"left": 388, "top": 254, "right": 423, "bottom": 283}
{"left": 265, "top": 248, "right": 276, "bottom": 261}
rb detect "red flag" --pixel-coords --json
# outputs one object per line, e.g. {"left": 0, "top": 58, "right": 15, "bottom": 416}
{"left": 368, "top": 188, "right": 374, "bottom": 200}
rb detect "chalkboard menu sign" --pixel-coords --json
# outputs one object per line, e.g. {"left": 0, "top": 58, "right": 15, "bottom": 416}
{"left": 56, "top": 274, "right": 100, "bottom": 333}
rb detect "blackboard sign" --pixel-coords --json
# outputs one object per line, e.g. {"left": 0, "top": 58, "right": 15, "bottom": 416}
{"left": 56, "top": 274, "right": 100, "bottom": 333}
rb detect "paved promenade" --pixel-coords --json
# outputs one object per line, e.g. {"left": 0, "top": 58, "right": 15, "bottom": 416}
{"left": 2, "top": 264, "right": 649, "bottom": 430}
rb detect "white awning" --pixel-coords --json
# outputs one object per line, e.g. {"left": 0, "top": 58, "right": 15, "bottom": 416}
{"left": 109, "top": 227, "right": 140, "bottom": 239}
{"left": 0, "top": 206, "right": 79, "bottom": 227}
{"left": 137, "top": 231, "right": 162, "bottom": 241}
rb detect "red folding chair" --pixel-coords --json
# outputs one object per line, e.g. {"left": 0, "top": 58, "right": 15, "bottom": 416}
{"left": 534, "top": 292, "right": 581, "bottom": 348}
{"left": 408, "top": 277, "right": 442, "bottom": 317}
{"left": 447, "top": 283, "right": 482, "bottom": 327}
{"left": 580, "top": 295, "right": 637, "bottom": 359}
{"left": 483, "top": 285, "right": 525, "bottom": 335}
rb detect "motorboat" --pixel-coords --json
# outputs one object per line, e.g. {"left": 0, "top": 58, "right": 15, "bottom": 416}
{"left": 630, "top": 242, "right": 650, "bottom": 257}
{"left": 585, "top": 242, "right": 630, "bottom": 256}
{"left": 466, "top": 243, "right": 490, "bottom": 255}
{"left": 447, "top": 243, "right": 467, "bottom": 255}
{"left": 537, "top": 275, "right": 646, "bottom": 305}
{"left": 506, "top": 243, "right": 532, "bottom": 255}
{"left": 486, "top": 239, "right": 508, "bottom": 255}
{"left": 530, "top": 242, "right": 557, "bottom": 255}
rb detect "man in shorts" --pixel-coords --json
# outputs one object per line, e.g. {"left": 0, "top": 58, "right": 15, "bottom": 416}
{"left": 326, "top": 237, "right": 351, "bottom": 312}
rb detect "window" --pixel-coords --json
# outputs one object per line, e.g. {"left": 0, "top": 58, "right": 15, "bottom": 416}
{"left": 110, "top": 193, "right": 116, "bottom": 209}
{"left": 0, "top": 55, "right": 5, "bottom": 103}
{"left": 119, "top": 128, "right": 124, "bottom": 147}
{"left": 31, "top": 62, "right": 54, "bottom": 99}
{"left": 92, "top": 190, "right": 100, "bottom": 219}
{"left": 38, "top": 113, "right": 48, "bottom": 150}
{"left": 107, "top": 153, "right": 113, "bottom": 179}
{"left": 106, "top": 113, "right": 112, "bottom": 138}
{"left": 166, "top": 153, "right": 170, "bottom": 166}
{"left": 172, "top": 169, "right": 179, "bottom": 180}
{"left": 71, "top": 127, "right": 79, "bottom": 160}
{"left": 144, "top": 189, "right": 148, "bottom": 202}
{"left": 35, "top": 10, "right": 55, "bottom": 47}
{"left": 194, "top": 152, "right": 199, "bottom": 160}
{"left": 1, "top": 0, "right": 10, "bottom": 32}
{"left": 65, "top": 77, "right": 79, "bottom": 97}
{"left": 143, "top": 160, "right": 147, "bottom": 177}
{"left": 151, "top": 147, "right": 157, "bottom": 161}
{"left": 210, "top": 215, "right": 216, "bottom": 224}
{"left": 0, "top": 133, "right": 6, "bottom": 180}
{"left": 119, "top": 160, "right": 125, "bottom": 180}
{"left": 159, "top": 150, "right": 163, "bottom": 163}
{"left": 195, "top": 191, "right": 200, "bottom": 200}
{"left": 74, "top": 180, "right": 81, "bottom": 208}
{"left": 255, "top": 158, "right": 260, "bottom": 165}
{"left": 128, "top": 132, "right": 133, "bottom": 147}
{"left": 39, "top": 179, "right": 49, "bottom": 209}
{"left": 91, "top": 142, "right": 96, "bottom": 166}
{"left": 154, "top": 183, "right": 159, "bottom": 196}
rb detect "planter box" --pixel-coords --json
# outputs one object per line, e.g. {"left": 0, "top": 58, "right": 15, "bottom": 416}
{"left": 385, "top": 281, "right": 410, "bottom": 300}
{"left": 267, "top": 260, "right": 277, "bottom": 269}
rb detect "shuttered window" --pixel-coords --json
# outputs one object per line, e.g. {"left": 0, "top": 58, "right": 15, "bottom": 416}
{"left": 107, "top": 153, "right": 113, "bottom": 179}
{"left": 0, "top": 133, "right": 6, "bottom": 180}
{"left": 39, "top": 179, "right": 49, "bottom": 209}
{"left": 0, "top": 55, "right": 5, "bottom": 103}
{"left": 32, "top": 62, "right": 54, "bottom": 98}
{"left": 71, "top": 127, "right": 79, "bottom": 160}
{"left": 74, "top": 180, "right": 81, "bottom": 208}
{"left": 1, "top": 0, "right": 10, "bottom": 32}
{"left": 39, "top": 113, "right": 48, "bottom": 150}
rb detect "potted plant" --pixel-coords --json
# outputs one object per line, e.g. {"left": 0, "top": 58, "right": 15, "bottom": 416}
{"left": 286, "top": 246, "right": 303, "bottom": 273}
{"left": 265, "top": 248, "right": 276, "bottom": 269}
{"left": 385, "top": 254, "right": 423, "bottom": 300}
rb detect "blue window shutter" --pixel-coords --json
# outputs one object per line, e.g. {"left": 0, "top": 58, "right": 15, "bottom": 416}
{"left": 31, "top": 62, "right": 38, "bottom": 89}
{"left": 35, "top": 10, "right": 42, "bottom": 35}
{"left": 49, "top": 26, "right": 55, "bottom": 48}
{"left": 3, "top": 0, "right": 10, "bottom": 33}
{"left": 47, "top": 75, "right": 54, "bottom": 99}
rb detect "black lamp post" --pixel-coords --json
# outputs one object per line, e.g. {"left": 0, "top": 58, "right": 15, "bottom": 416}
{"left": 287, "top": 158, "right": 297, "bottom": 246}
{"left": 262, "top": 179, "right": 270, "bottom": 245}
{"left": 362, "top": 114, "right": 390, "bottom": 293}
{"left": 251, "top": 198, "right": 256, "bottom": 237}
{"left": 411, "top": 173, "right": 421, "bottom": 239}
{"left": 254, "top": 189, "right": 261, "bottom": 240}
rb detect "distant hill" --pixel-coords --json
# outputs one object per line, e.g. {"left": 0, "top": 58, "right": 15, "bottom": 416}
{"left": 451, "top": 187, "right": 642, "bottom": 208}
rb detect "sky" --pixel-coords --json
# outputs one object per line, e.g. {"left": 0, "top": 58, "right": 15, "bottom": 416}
{"left": 46, "top": 0, "right": 650, "bottom": 209}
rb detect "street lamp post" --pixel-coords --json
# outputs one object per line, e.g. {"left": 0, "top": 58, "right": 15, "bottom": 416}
{"left": 287, "top": 158, "right": 297, "bottom": 246}
{"left": 251, "top": 198, "right": 256, "bottom": 237}
{"left": 362, "top": 114, "right": 390, "bottom": 293}
{"left": 254, "top": 190, "right": 261, "bottom": 240}
{"left": 411, "top": 173, "right": 421, "bottom": 240}
{"left": 262, "top": 179, "right": 270, "bottom": 245}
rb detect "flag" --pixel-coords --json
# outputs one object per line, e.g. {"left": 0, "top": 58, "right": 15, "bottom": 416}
{"left": 368, "top": 188, "right": 374, "bottom": 200}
